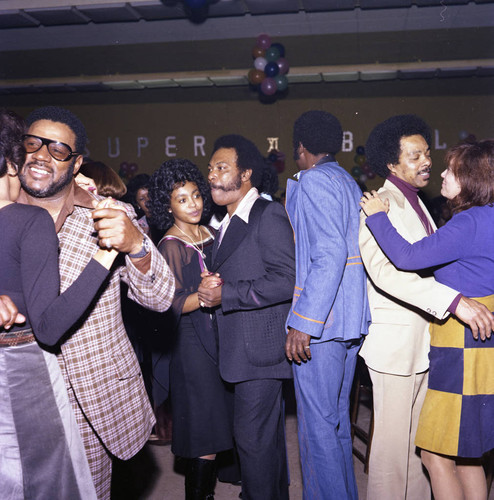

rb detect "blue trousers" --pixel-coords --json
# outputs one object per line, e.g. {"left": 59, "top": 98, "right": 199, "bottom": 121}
{"left": 293, "top": 339, "right": 360, "bottom": 500}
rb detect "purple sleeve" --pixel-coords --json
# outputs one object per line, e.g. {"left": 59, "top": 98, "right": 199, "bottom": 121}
{"left": 365, "top": 211, "right": 468, "bottom": 271}
{"left": 21, "top": 210, "right": 110, "bottom": 345}
{"left": 158, "top": 238, "right": 190, "bottom": 322}
{"left": 448, "top": 293, "right": 463, "bottom": 314}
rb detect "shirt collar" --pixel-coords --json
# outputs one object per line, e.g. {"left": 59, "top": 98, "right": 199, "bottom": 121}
{"left": 387, "top": 173, "right": 419, "bottom": 197}
{"left": 17, "top": 181, "right": 96, "bottom": 233}
{"left": 218, "top": 187, "right": 260, "bottom": 232}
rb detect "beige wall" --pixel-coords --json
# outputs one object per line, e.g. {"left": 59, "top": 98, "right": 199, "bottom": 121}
{"left": 13, "top": 91, "right": 494, "bottom": 199}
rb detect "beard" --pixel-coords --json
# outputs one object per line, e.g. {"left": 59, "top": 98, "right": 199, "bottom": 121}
{"left": 19, "top": 159, "right": 75, "bottom": 198}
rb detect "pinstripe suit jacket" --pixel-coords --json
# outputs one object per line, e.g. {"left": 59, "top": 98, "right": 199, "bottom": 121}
{"left": 20, "top": 184, "right": 175, "bottom": 460}
{"left": 285, "top": 161, "right": 370, "bottom": 342}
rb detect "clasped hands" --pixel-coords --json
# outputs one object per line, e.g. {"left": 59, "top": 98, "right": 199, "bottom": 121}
{"left": 197, "top": 271, "right": 224, "bottom": 308}
{"left": 91, "top": 198, "right": 143, "bottom": 256}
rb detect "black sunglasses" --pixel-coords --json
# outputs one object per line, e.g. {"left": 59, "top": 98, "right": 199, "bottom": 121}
{"left": 22, "top": 134, "right": 81, "bottom": 162}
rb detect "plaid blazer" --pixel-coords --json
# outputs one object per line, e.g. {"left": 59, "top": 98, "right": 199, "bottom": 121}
{"left": 51, "top": 186, "right": 174, "bottom": 460}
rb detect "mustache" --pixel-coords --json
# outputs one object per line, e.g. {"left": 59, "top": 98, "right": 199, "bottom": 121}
{"left": 24, "top": 160, "right": 52, "bottom": 172}
{"left": 210, "top": 184, "right": 236, "bottom": 193}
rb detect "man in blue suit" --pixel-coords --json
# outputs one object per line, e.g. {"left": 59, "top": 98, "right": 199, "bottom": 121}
{"left": 285, "top": 111, "right": 370, "bottom": 499}
{"left": 198, "top": 134, "right": 295, "bottom": 500}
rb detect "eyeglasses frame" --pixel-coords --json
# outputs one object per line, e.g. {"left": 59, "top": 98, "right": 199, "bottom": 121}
{"left": 22, "top": 134, "right": 82, "bottom": 162}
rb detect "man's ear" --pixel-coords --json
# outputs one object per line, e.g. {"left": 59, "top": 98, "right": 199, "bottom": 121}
{"left": 241, "top": 168, "right": 252, "bottom": 183}
{"left": 73, "top": 155, "right": 84, "bottom": 176}
{"left": 6, "top": 160, "right": 18, "bottom": 177}
{"left": 387, "top": 163, "right": 396, "bottom": 175}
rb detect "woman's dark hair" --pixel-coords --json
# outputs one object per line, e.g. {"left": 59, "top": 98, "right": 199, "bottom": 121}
{"left": 147, "top": 158, "right": 211, "bottom": 231}
{"left": 445, "top": 139, "right": 494, "bottom": 214}
{"left": 80, "top": 161, "right": 127, "bottom": 199}
{"left": 0, "top": 108, "right": 26, "bottom": 177}
{"left": 211, "top": 134, "right": 264, "bottom": 188}
{"left": 26, "top": 106, "right": 87, "bottom": 154}
{"left": 121, "top": 173, "right": 150, "bottom": 216}
{"left": 259, "top": 160, "right": 279, "bottom": 196}
{"left": 365, "top": 115, "right": 432, "bottom": 178}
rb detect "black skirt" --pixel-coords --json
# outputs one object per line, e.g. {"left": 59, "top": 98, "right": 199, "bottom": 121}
{"left": 170, "top": 316, "right": 234, "bottom": 458}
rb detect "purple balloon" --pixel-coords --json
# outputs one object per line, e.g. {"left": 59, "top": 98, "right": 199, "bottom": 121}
{"left": 256, "top": 34, "right": 271, "bottom": 50}
{"left": 260, "top": 77, "right": 277, "bottom": 96}
{"left": 264, "top": 61, "right": 279, "bottom": 77}
{"left": 254, "top": 56, "right": 267, "bottom": 71}
{"left": 277, "top": 57, "right": 289, "bottom": 75}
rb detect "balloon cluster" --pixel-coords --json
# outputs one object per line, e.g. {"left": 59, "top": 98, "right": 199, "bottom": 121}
{"left": 119, "top": 161, "right": 139, "bottom": 181}
{"left": 350, "top": 146, "right": 375, "bottom": 184}
{"left": 248, "top": 34, "right": 289, "bottom": 97}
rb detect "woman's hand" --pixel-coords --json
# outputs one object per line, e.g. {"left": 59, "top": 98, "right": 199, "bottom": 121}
{"left": 199, "top": 271, "right": 223, "bottom": 289}
{"left": 0, "top": 295, "right": 25, "bottom": 330}
{"left": 360, "top": 190, "right": 390, "bottom": 216}
{"left": 198, "top": 271, "right": 223, "bottom": 308}
{"left": 76, "top": 172, "right": 98, "bottom": 195}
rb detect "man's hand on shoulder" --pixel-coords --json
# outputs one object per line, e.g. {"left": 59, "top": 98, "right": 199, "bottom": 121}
{"left": 455, "top": 296, "right": 494, "bottom": 341}
{"left": 285, "top": 327, "right": 312, "bottom": 364}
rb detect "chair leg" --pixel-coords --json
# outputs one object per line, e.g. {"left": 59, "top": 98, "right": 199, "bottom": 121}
{"left": 350, "top": 357, "right": 373, "bottom": 474}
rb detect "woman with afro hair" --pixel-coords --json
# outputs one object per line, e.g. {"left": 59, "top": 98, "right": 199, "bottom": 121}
{"left": 148, "top": 158, "right": 234, "bottom": 500}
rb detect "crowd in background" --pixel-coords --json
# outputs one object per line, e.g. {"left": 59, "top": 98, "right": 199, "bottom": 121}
{"left": 0, "top": 105, "right": 493, "bottom": 500}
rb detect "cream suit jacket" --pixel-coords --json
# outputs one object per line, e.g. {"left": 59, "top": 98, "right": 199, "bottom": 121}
{"left": 358, "top": 180, "right": 459, "bottom": 376}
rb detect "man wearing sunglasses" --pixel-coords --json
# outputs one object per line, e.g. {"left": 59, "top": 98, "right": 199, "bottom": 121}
{"left": 16, "top": 106, "right": 175, "bottom": 499}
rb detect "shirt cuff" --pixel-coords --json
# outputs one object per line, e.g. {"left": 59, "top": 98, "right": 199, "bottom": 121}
{"left": 448, "top": 293, "right": 463, "bottom": 314}
{"left": 131, "top": 251, "right": 151, "bottom": 274}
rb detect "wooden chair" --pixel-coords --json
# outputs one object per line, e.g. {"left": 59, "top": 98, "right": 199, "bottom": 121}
{"left": 350, "top": 356, "right": 374, "bottom": 473}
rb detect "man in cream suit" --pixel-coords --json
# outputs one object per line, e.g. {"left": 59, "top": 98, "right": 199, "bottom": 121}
{"left": 359, "top": 114, "right": 494, "bottom": 500}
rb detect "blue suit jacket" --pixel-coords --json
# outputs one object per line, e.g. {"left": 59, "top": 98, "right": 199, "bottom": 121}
{"left": 285, "top": 162, "right": 370, "bottom": 342}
